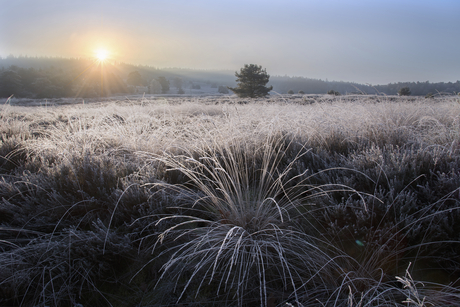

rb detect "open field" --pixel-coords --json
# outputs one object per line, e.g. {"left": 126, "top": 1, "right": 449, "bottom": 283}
{"left": 1, "top": 95, "right": 460, "bottom": 306}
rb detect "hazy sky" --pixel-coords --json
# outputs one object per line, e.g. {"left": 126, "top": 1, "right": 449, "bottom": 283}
{"left": 1, "top": 0, "right": 459, "bottom": 84}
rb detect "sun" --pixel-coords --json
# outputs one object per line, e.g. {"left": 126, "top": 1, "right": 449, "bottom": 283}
{"left": 95, "top": 49, "right": 109, "bottom": 61}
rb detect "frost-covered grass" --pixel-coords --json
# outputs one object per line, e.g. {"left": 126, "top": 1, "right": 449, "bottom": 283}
{"left": 0, "top": 95, "right": 460, "bottom": 306}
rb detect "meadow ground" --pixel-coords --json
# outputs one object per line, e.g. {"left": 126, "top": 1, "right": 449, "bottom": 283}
{"left": 1, "top": 94, "right": 460, "bottom": 306}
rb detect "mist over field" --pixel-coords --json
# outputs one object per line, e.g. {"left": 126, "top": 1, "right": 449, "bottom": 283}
{"left": 1, "top": 55, "right": 459, "bottom": 101}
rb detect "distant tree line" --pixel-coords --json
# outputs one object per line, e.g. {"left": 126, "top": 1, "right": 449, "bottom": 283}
{"left": 0, "top": 56, "right": 231, "bottom": 98}
{"left": 270, "top": 76, "right": 460, "bottom": 96}
{"left": 373, "top": 81, "right": 460, "bottom": 96}
{"left": 1, "top": 55, "right": 459, "bottom": 98}
{"left": 0, "top": 57, "right": 129, "bottom": 98}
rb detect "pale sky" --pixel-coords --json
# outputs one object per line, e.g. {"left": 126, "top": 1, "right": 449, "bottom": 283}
{"left": 1, "top": 0, "right": 459, "bottom": 84}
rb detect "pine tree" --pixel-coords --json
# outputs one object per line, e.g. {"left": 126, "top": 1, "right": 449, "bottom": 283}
{"left": 228, "top": 64, "right": 273, "bottom": 98}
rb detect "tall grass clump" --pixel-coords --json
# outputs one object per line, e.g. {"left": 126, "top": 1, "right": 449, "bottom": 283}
{"left": 138, "top": 131, "right": 345, "bottom": 306}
